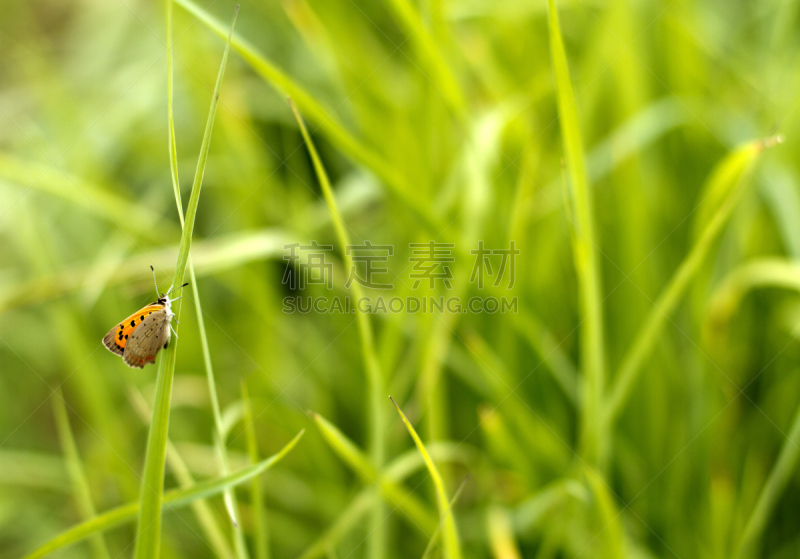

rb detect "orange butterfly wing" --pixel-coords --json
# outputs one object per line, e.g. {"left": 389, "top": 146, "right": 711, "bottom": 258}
{"left": 102, "top": 303, "right": 166, "bottom": 355}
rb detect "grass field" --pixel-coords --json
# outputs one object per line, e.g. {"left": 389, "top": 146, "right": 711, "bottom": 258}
{"left": 2, "top": 0, "right": 800, "bottom": 557}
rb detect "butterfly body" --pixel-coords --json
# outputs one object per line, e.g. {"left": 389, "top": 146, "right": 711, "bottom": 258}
{"left": 102, "top": 268, "right": 186, "bottom": 369}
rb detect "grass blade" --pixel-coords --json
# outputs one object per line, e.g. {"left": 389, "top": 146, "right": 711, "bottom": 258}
{"left": 389, "top": 397, "right": 461, "bottom": 559}
{"left": 735, "top": 405, "right": 800, "bottom": 558}
{"left": 381, "top": 0, "right": 466, "bottom": 115}
{"left": 129, "top": 387, "right": 235, "bottom": 559}
{"left": 487, "top": 506, "right": 522, "bottom": 559}
{"left": 166, "top": 0, "right": 248, "bottom": 554}
{"left": 291, "top": 101, "right": 388, "bottom": 558}
{"left": 51, "top": 389, "right": 111, "bottom": 559}
{"left": 24, "top": 431, "right": 303, "bottom": 559}
{"left": 310, "top": 411, "right": 438, "bottom": 531}
{"left": 133, "top": 7, "right": 238, "bottom": 558}
{"left": 547, "top": 0, "right": 606, "bottom": 465}
{"left": 605, "top": 138, "right": 778, "bottom": 425}
{"left": 421, "top": 476, "right": 468, "bottom": 559}
{"left": 243, "top": 381, "right": 270, "bottom": 559}
{"left": 173, "top": 0, "right": 440, "bottom": 231}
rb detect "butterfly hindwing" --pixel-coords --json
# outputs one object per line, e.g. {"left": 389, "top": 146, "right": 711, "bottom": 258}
{"left": 123, "top": 310, "right": 172, "bottom": 369}
{"left": 102, "top": 303, "right": 168, "bottom": 365}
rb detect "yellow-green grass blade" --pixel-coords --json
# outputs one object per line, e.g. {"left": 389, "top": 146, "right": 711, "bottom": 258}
{"left": 166, "top": 0, "right": 247, "bottom": 552}
{"left": 173, "top": 0, "right": 440, "bottom": 232}
{"left": 487, "top": 506, "right": 522, "bottom": 559}
{"left": 51, "top": 389, "right": 111, "bottom": 559}
{"left": 310, "top": 412, "right": 438, "bottom": 532}
{"left": 243, "top": 381, "right": 270, "bottom": 559}
{"left": 547, "top": 0, "right": 606, "bottom": 466}
{"left": 133, "top": 7, "right": 238, "bottom": 559}
{"left": 297, "top": 441, "right": 473, "bottom": 559}
{"left": 605, "top": 138, "right": 777, "bottom": 426}
{"left": 291, "top": 100, "right": 388, "bottom": 558}
{"left": 381, "top": 0, "right": 467, "bottom": 116}
{"left": 708, "top": 258, "right": 800, "bottom": 327}
{"left": 23, "top": 431, "right": 303, "bottom": 559}
{"left": 421, "top": 476, "right": 468, "bottom": 559}
{"left": 389, "top": 397, "right": 461, "bottom": 559}
{"left": 129, "top": 387, "right": 236, "bottom": 559}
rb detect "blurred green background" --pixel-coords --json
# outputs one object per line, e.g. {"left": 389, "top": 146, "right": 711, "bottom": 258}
{"left": 2, "top": 0, "right": 800, "bottom": 557}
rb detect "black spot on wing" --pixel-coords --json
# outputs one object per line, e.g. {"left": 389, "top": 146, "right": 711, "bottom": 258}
{"left": 130, "top": 320, "right": 136, "bottom": 327}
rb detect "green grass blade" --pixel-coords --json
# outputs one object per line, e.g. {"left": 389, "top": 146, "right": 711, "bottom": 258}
{"left": 605, "top": 138, "right": 777, "bottom": 426}
{"left": 708, "top": 258, "right": 800, "bottom": 327}
{"left": 291, "top": 101, "right": 388, "bottom": 558}
{"left": 0, "top": 228, "right": 290, "bottom": 313}
{"left": 0, "top": 450, "right": 69, "bottom": 491}
{"left": 167, "top": 0, "right": 247, "bottom": 553}
{"left": 133, "top": 8, "right": 238, "bottom": 558}
{"left": 297, "top": 491, "right": 372, "bottom": 559}
{"left": 487, "top": 506, "right": 522, "bottom": 559}
{"left": 547, "top": 0, "right": 606, "bottom": 466}
{"left": 129, "top": 387, "right": 236, "bottom": 559}
{"left": 421, "top": 476, "right": 468, "bottom": 559}
{"left": 381, "top": 0, "right": 466, "bottom": 115}
{"left": 173, "top": 0, "right": 440, "bottom": 231}
{"left": 735, "top": 405, "right": 800, "bottom": 559}
{"left": 243, "top": 381, "right": 270, "bottom": 559}
{"left": 51, "top": 389, "right": 111, "bottom": 559}
{"left": 310, "top": 412, "right": 438, "bottom": 531}
{"left": 23, "top": 431, "right": 303, "bottom": 559}
{"left": 389, "top": 397, "right": 461, "bottom": 559}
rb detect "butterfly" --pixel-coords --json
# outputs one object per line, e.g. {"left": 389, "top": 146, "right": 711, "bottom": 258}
{"left": 102, "top": 267, "right": 188, "bottom": 368}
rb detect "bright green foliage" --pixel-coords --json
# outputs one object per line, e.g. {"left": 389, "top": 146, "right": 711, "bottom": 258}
{"left": 3, "top": 0, "right": 800, "bottom": 558}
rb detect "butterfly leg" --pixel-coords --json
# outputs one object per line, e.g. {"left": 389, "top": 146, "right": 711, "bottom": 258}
{"left": 170, "top": 324, "right": 179, "bottom": 340}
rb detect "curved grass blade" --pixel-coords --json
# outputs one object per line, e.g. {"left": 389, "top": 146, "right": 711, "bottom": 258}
{"left": 133, "top": 7, "right": 238, "bottom": 558}
{"left": 23, "top": 431, "right": 303, "bottom": 559}
{"left": 297, "top": 441, "right": 473, "bottom": 559}
{"left": 605, "top": 137, "right": 779, "bottom": 426}
{"left": 708, "top": 258, "right": 800, "bottom": 326}
{"left": 389, "top": 397, "right": 461, "bottom": 559}
{"left": 547, "top": 0, "right": 606, "bottom": 466}
{"left": 421, "top": 476, "right": 468, "bottom": 559}
{"left": 309, "top": 412, "right": 438, "bottom": 531}
{"left": 51, "top": 389, "right": 111, "bottom": 559}
{"left": 291, "top": 101, "right": 388, "bottom": 558}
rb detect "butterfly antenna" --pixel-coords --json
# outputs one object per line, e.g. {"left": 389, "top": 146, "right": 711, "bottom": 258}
{"left": 166, "top": 282, "right": 189, "bottom": 296}
{"left": 150, "top": 266, "right": 160, "bottom": 297}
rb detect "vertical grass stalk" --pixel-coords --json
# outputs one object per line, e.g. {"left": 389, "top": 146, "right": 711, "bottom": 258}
{"left": 166, "top": 2, "right": 247, "bottom": 554}
{"left": 243, "top": 381, "right": 270, "bottom": 559}
{"left": 133, "top": 7, "right": 238, "bottom": 558}
{"left": 547, "top": 0, "right": 606, "bottom": 465}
